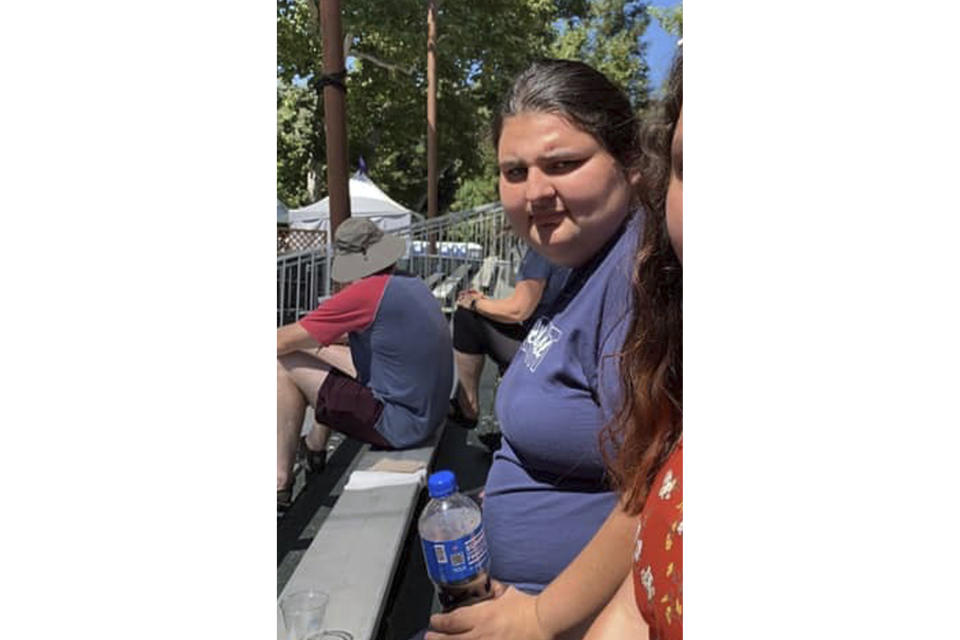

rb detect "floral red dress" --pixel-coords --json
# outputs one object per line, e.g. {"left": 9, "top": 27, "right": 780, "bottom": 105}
{"left": 632, "top": 439, "right": 682, "bottom": 639}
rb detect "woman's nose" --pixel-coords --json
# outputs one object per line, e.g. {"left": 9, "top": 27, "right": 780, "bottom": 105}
{"left": 525, "top": 167, "right": 556, "bottom": 203}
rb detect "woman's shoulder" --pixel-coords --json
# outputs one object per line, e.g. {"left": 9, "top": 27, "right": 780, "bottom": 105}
{"left": 633, "top": 437, "right": 683, "bottom": 637}
{"left": 596, "top": 213, "right": 642, "bottom": 289}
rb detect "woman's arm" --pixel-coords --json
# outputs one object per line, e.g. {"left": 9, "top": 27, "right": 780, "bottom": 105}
{"left": 426, "top": 504, "right": 637, "bottom": 640}
{"left": 457, "top": 278, "right": 546, "bottom": 324}
{"left": 583, "top": 571, "right": 649, "bottom": 640}
{"left": 533, "top": 504, "right": 637, "bottom": 638}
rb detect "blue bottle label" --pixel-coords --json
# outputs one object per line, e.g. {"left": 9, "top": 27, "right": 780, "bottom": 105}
{"left": 420, "top": 522, "right": 489, "bottom": 584}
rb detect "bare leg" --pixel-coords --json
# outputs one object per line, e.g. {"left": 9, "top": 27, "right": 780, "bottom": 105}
{"left": 453, "top": 350, "right": 485, "bottom": 420}
{"left": 300, "top": 344, "right": 355, "bottom": 449}
{"left": 310, "top": 344, "right": 357, "bottom": 378}
{"left": 304, "top": 422, "right": 330, "bottom": 453}
{"left": 277, "top": 352, "right": 333, "bottom": 490}
{"left": 278, "top": 360, "right": 306, "bottom": 491}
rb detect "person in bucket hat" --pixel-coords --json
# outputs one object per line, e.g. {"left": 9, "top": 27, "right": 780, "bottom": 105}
{"left": 276, "top": 218, "right": 453, "bottom": 515}
{"left": 329, "top": 217, "right": 407, "bottom": 283}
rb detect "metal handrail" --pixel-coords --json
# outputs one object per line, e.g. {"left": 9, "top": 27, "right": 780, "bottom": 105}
{"left": 277, "top": 202, "right": 521, "bottom": 326}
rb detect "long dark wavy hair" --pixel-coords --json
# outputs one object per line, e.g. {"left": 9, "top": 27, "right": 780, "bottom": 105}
{"left": 602, "top": 51, "right": 683, "bottom": 514}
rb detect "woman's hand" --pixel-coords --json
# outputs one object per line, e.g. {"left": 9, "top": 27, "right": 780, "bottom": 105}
{"left": 456, "top": 289, "right": 485, "bottom": 309}
{"left": 425, "top": 583, "right": 551, "bottom": 640}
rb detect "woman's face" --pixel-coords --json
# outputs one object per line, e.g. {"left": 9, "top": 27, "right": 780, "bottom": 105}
{"left": 497, "top": 111, "right": 635, "bottom": 268}
{"left": 666, "top": 108, "right": 683, "bottom": 263}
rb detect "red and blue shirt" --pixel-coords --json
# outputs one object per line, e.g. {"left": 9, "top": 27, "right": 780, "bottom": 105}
{"left": 299, "top": 273, "right": 453, "bottom": 447}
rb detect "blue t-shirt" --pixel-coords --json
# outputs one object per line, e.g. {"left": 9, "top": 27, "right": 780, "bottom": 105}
{"left": 516, "top": 248, "right": 571, "bottom": 331}
{"left": 483, "top": 214, "right": 641, "bottom": 593}
{"left": 299, "top": 273, "right": 453, "bottom": 448}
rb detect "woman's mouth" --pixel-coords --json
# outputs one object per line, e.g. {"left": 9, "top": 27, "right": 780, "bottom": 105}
{"left": 531, "top": 210, "right": 566, "bottom": 228}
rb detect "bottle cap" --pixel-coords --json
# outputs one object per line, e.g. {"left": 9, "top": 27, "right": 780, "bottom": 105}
{"left": 427, "top": 470, "right": 457, "bottom": 498}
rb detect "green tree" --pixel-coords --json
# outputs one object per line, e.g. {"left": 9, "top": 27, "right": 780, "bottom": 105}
{"left": 277, "top": 0, "right": 654, "bottom": 213}
{"left": 278, "top": 0, "right": 561, "bottom": 211}
{"left": 648, "top": 3, "right": 682, "bottom": 39}
{"left": 449, "top": 141, "right": 499, "bottom": 211}
{"left": 550, "top": 0, "right": 652, "bottom": 111}
{"left": 277, "top": 79, "right": 320, "bottom": 207}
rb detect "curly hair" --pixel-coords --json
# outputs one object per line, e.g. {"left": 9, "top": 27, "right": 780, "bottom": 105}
{"left": 601, "top": 52, "right": 683, "bottom": 515}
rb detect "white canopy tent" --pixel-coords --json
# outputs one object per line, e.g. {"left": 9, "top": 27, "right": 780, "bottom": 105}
{"left": 286, "top": 170, "right": 421, "bottom": 234}
{"left": 277, "top": 199, "right": 290, "bottom": 224}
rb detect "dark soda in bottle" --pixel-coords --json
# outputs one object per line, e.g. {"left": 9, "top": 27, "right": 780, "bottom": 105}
{"left": 418, "top": 470, "right": 493, "bottom": 611}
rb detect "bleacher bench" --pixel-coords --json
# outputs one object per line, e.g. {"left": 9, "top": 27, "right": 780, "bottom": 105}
{"left": 423, "top": 272, "right": 444, "bottom": 290}
{"left": 432, "top": 263, "right": 472, "bottom": 312}
{"left": 278, "top": 425, "right": 445, "bottom": 640}
{"left": 470, "top": 256, "right": 499, "bottom": 294}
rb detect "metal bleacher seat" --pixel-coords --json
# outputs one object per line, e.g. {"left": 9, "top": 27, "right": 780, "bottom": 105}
{"left": 471, "top": 255, "right": 499, "bottom": 294}
{"left": 432, "top": 263, "right": 472, "bottom": 312}
{"left": 423, "top": 272, "right": 444, "bottom": 290}
{"left": 278, "top": 425, "right": 445, "bottom": 640}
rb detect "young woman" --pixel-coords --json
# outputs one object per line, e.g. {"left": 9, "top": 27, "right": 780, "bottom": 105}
{"left": 428, "top": 53, "right": 683, "bottom": 639}
{"left": 586, "top": 50, "right": 683, "bottom": 640}
{"left": 427, "top": 58, "right": 643, "bottom": 639}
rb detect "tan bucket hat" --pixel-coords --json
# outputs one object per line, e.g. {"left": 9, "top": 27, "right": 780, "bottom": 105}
{"left": 330, "top": 218, "right": 406, "bottom": 283}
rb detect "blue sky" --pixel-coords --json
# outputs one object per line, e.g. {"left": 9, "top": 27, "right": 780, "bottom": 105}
{"left": 643, "top": 1, "right": 682, "bottom": 93}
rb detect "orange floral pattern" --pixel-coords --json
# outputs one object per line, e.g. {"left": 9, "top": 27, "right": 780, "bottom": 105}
{"left": 633, "top": 440, "right": 682, "bottom": 639}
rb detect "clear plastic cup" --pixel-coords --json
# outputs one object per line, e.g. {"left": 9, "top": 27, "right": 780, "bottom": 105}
{"left": 278, "top": 590, "right": 351, "bottom": 640}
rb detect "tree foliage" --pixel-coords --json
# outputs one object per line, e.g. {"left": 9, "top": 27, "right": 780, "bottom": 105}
{"left": 277, "top": 79, "right": 320, "bottom": 207}
{"left": 648, "top": 3, "right": 682, "bottom": 39}
{"left": 277, "top": 0, "right": 654, "bottom": 213}
{"left": 550, "top": 0, "right": 652, "bottom": 111}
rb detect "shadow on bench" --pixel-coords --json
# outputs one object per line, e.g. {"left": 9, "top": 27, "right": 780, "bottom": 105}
{"left": 278, "top": 437, "right": 365, "bottom": 562}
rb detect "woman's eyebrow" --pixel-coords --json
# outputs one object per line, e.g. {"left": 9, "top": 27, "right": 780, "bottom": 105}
{"left": 540, "top": 149, "right": 584, "bottom": 160}
{"left": 498, "top": 149, "right": 586, "bottom": 168}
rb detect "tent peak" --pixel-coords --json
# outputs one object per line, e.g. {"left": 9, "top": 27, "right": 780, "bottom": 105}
{"left": 353, "top": 155, "right": 372, "bottom": 182}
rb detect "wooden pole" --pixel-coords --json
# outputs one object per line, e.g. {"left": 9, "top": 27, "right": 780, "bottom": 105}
{"left": 426, "top": 0, "right": 438, "bottom": 219}
{"left": 320, "top": 0, "right": 350, "bottom": 236}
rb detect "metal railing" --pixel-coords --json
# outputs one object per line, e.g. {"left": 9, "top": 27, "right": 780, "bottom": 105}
{"left": 277, "top": 203, "right": 524, "bottom": 326}
{"left": 277, "top": 245, "right": 328, "bottom": 327}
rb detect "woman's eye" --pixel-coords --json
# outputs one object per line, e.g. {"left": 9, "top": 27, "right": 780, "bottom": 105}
{"left": 503, "top": 167, "right": 527, "bottom": 182}
{"left": 548, "top": 159, "right": 583, "bottom": 173}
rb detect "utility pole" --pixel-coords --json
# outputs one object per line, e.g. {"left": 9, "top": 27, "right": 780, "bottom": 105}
{"left": 320, "top": 0, "right": 350, "bottom": 236}
{"left": 426, "top": 0, "right": 438, "bottom": 218}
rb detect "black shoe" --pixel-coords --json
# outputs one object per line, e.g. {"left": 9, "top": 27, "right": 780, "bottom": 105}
{"left": 478, "top": 430, "right": 502, "bottom": 452}
{"left": 448, "top": 397, "right": 479, "bottom": 429}
{"left": 278, "top": 487, "right": 293, "bottom": 519}
{"left": 299, "top": 436, "right": 327, "bottom": 475}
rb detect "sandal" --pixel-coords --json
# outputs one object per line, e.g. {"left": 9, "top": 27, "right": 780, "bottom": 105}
{"left": 448, "top": 396, "right": 479, "bottom": 430}
{"left": 299, "top": 436, "right": 327, "bottom": 475}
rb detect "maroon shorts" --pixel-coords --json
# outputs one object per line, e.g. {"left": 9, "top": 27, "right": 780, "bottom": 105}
{"left": 315, "top": 368, "right": 391, "bottom": 448}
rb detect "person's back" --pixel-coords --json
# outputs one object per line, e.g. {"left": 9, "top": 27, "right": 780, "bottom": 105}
{"left": 278, "top": 219, "right": 452, "bottom": 517}
{"left": 349, "top": 272, "right": 453, "bottom": 447}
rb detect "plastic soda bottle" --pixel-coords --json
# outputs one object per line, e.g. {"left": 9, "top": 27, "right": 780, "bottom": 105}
{"left": 418, "top": 470, "right": 493, "bottom": 611}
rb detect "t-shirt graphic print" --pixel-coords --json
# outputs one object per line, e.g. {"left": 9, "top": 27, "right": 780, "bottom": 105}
{"left": 519, "top": 317, "right": 563, "bottom": 372}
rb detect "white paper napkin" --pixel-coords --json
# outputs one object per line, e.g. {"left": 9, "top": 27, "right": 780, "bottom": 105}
{"left": 343, "top": 469, "right": 427, "bottom": 491}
